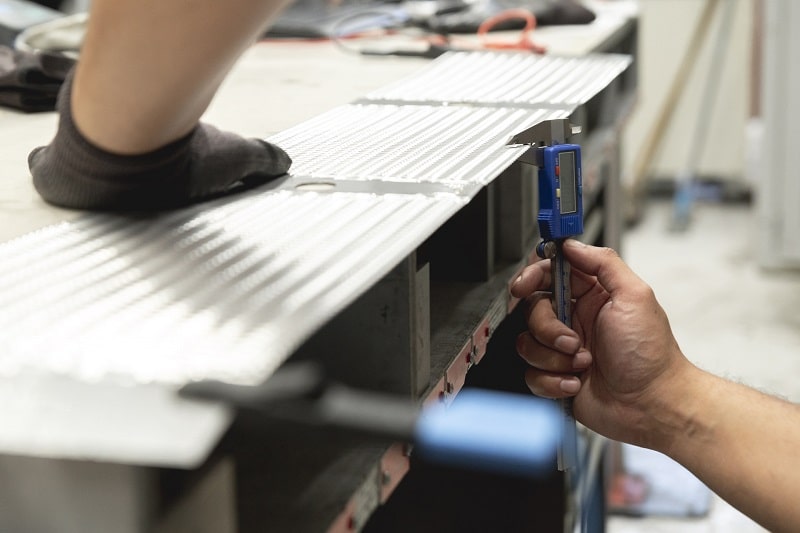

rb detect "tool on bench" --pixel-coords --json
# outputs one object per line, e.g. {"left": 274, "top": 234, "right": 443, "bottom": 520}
{"left": 180, "top": 362, "right": 561, "bottom": 477}
{"left": 509, "top": 118, "right": 583, "bottom": 472}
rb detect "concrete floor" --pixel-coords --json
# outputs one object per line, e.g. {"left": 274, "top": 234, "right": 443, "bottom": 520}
{"left": 605, "top": 198, "right": 800, "bottom": 533}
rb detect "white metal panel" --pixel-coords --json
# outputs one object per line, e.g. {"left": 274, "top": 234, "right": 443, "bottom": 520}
{"left": 363, "top": 51, "right": 632, "bottom": 108}
{"left": 270, "top": 103, "right": 564, "bottom": 189}
{"left": 0, "top": 189, "right": 464, "bottom": 466}
{"left": 0, "top": 190, "right": 463, "bottom": 387}
{"left": 0, "top": 49, "right": 632, "bottom": 467}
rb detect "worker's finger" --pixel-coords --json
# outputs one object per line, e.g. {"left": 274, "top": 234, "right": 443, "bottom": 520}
{"left": 521, "top": 290, "right": 552, "bottom": 322}
{"left": 523, "top": 367, "right": 582, "bottom": 399}
{"left": 569, "top": 267, "right": 608, "bottom": 301}
{"left": 510, "top": 258, "right": 551, "bottom": 298}
{"left": 563, "top": 240, "right": 643, "bottom": 296}
{"left": 516, "top": 332, "right": 591, "bottom": 374}
{"left": 527, "top": 295, "right": 582, "bottom": 355}
{"left": 516, "top": 322, "right": 592, "bottom": 373}
{"left": 512, "top": 249, "right": 602, "bottom": 302}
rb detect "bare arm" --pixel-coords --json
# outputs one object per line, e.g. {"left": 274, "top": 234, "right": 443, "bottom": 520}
{"left": 660, "top": 369, "right": 800, "bottom": 532}
{"left": 511, "top": 240, "right": 800, "bottom": 532}
{"left": 73, "top": 0, "right": 294, "bottom": 154}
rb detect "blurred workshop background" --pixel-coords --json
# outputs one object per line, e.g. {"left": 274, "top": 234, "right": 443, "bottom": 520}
{"left": 618, "top": 1, "right": 800, "bottom": 532}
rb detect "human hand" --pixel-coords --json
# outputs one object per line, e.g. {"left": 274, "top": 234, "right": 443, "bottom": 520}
{"left": 510, "top": 240, "right": 695, "bottom": 449}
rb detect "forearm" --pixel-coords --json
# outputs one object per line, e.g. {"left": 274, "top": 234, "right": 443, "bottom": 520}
{"left": 651, "top": 366, "right": 800, "bottom": 532}
{"left": 73, "top": 0, "right": 292, "bottom": 154}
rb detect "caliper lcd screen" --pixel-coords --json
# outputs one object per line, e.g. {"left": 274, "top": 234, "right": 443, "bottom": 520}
{"left": 559, "top": 151, "right": 578, "bottom": 214}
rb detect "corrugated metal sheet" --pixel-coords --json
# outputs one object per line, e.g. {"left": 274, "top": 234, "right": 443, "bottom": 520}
{"left": 0, "top": 50, "right": 631, "bottom": 466}
{"left": 0, "top": 189, "right": 464, "bottom": 466}
{"left": 363, "top": 51, "right": 632, "bottom": 108}
{"left": 0, "top": 190, "right": 463, "bottom": 387}
{"left": 270, "top": 103, "right": 566, "bottom": 189}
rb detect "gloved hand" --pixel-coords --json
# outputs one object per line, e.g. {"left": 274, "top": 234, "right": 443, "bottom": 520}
{"left": 0, "top": 45, "right": 75, "bottom": 112}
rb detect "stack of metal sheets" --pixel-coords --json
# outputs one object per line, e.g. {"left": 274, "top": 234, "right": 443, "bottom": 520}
{"left": 0, "top": 51, "right": 631, "bottom": 467}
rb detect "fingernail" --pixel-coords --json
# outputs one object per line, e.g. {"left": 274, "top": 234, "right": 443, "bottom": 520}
{"left": 554, "top": 335, "right": 580, "bottom": 354}
{"left": 565, "top": 239, "right": 586, "bottom": 249}
{"left": 572, "top": 350, "right": 591, "bottom": 370}
{"left": 560, "top": 378, "right": 581, "bottom": 394}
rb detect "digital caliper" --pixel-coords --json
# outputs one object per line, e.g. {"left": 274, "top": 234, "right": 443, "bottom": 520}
{"left": 510, "top": 118, "right": 583, "bottom": 472}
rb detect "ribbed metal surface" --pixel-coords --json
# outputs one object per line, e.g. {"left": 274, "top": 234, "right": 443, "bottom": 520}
{"left": 364, "top": 51, "right": 632, "bottom": 108}
{"left": 0, "top": 50, "right": 631, "bottom": 466}
{"left": 0, "top": 190, "right": 463, "bottom": 387}
{"left": 270, "top": 103, "right": 566, "bottom": 189}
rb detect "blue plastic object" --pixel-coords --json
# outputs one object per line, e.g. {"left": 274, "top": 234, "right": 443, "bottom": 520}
{"left": 537, "top": 144, "right": 584, "bottom": 241}
{"left": 414, "top": 389, "right": 561, "bottom": 477}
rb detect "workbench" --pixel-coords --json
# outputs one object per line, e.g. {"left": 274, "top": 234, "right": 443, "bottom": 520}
{"left": 0, "top": 2, "right": 637, "bottom": 531}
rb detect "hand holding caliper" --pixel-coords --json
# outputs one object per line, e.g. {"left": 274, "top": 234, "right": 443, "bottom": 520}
{"left": 511, "top": 238, "right": 800, "bottom": 533}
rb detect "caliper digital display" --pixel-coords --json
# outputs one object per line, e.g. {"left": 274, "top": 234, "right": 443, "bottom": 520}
{"left": 537, "top": 144, "right": 583, "bottom": 240}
